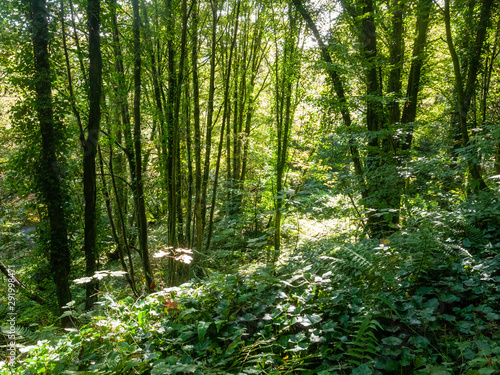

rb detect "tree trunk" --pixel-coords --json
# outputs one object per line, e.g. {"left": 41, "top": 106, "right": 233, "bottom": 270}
{"left": 206, "top": 0, "right": 241, "bottom": 252}
{"left": 109, "top": 144, "right": 137, "bottom": 294}
{"left": 401, "top": 0, "right": 432, "bottom": 150}
{"left": 30, "top": 0, "right": 72, "bottom": 327}
{"left": 98, "top": 145, "right": 138, "bottom": 296}
{"left": 191, "top": 0, "right": 204, "bottom": 263}
{"left": 291, "top": 0, "right": 364, "bottom": 181}
{"left": 201, "top": 0, "right": 219, "bottom": 233}
{"left": 274, "top": 3, "right": 298, "bottom": 261}
{"left": 132, "top": 0, "right": 154, "bottom": 292}
{"left": 83, "top": 0, "right": 102, "bottom": 310}
{"left": 444, "top": 0, "right": 490, "bottom": 193}
{"left": 60, "top": 0, "right": 84, "bottom": 140}
{"left": 240, "top": 20, "right": 267, "bottom": 184}
{"left": 184, "top": 83, "right": 193, "bottom": 247}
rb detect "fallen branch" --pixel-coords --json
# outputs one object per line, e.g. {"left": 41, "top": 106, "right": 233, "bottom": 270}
{"left": 0, "top": 259, "right": 47, "bottom": 305}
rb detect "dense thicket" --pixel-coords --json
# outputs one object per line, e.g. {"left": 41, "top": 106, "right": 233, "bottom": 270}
{"left": 0, "top": 0, "right": 499, "bottom": 372}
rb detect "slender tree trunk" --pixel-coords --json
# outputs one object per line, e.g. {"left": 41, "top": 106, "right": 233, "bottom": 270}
{"left": 98, "top": 145, "right": 138, "bottom": 296}
{"left": 240, "top": 23, "right": 267, "bottom": 183}
{"left": 109, "top": 144, "right": 137, "bottom": 293}
{"left": 274, "top": 3, "right": 297, "bottom": 260}
{"left": 143, "top": 0, "right": 167, "bottom": 202}
{"left": 110, "top": 0, "right": 136, "bottom": 207}
{"left": 132, "top": 0, "right": 154, "bottom": 292}
{"left": 401, "top": 0, "right": 432, "bottom": 150}
{"left": 378, "top": 0, "right": 405, "bottom": 231}
{"left": 83, "top": 0, "right": 102, "bottom": 310}
{"left": 201, "top": 0, "right": 219, "bottom": 230}
{"left": 444, "top": 0, "right": 490, "bottom": 193}
{"left": 68, "top": 0, "right": 87, "bottom": 88}
{"left": 185, "top": 83, "right": 193, "bottom": 247}
{"left": 111, "top": 0, "right": 154, "bottom": 290}
{"left": 165, "top": 0, "right": 177, "bottom": 250}
{"left": 358, "top": 0, "right": 392, "bottom": 238}
{"left": 206, "top": 0, "right": 241, "bottom": 252}
{"left": 191, "top": 0, "right": 204, "bottom": 263}
{"left": 387, "top": 0, "right": 403, "bottom": 130}
{"left": 291, "top": 0, "right": 364, "bottom": 181}
{"left": 30, "top": 0, "right": 72, "bottom": 327}
{"left": 60, "top": 0, "right": 84, "bottom": 140}
{"left": 175, "top": 0, "right": 189, "bottom": 246}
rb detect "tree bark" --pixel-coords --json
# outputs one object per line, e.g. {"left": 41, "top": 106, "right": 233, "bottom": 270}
{"left": 401, "top": 0, "right": 432, "bottom": 150}
{"left": 191, "top": 0, "right": 204, "bottom": 263}
{"left": 206, "top": 0, "right": 241, "bottom": 252}
{"left": 132, "top": 0, "right": 154, "bottom": 292}
{"left": 444, "top": 0, "right": 490, "bottom": 192}
{"left": 30, "top": 0, "right": 72, "bottom": 326}
{"left": 201, "top": 0, "right": 219, "bottom": 232}
{"left": 274, "top": 3, "right": 298, "bottom": 260}
{"left": 98, "top": 145, "right": 138, "bottom": 296}
{"left": 83, "top": 0, "right": 102, "bottom": 310}
{"left": 60, "top": 0, "right": 84, "bottom": 140}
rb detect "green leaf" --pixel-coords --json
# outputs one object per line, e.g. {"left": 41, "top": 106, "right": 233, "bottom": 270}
{"left": 117, "top": 341, "right": 130, "bottom": 350}
{"left": 438, "top": 293, "right": 460, "bottom": 303}
{"left": 179, "top": 308, "right": 198, "bottom": 319}
{"left": 416, "top": 287, "right": 434, "bottom": 295}
{"left": 478, "top": 369, "right": 495, "bottom": 375}
{"left": 426, "top": 365, "right": 452, "bottom": 375}
{"left": 382, "top": 336, "right": 402, "bottom": 346}
{"left": 322, "top": 321, "right": 337, "bottom": 333}
{"left": 165, "top": 355, "right": 178, "bottom": 365}
{"left": 303, "top": 314, "right": 322, "bottom": 326}
{"left": 424, "top": 298, "right": 439, "bottom": 310}
{"left": 463, "top": 347, "right": 475, "bottom": 360}
{"left": 197, "top": 321, "right": 210, "bottom": 342}
{"left": 352, "top": 363, "right": 373, "bottom": 375}
{"left": 239, "top": 313, "right": 257, "bottom": 322}
{"left": 485, "top": 312, "right": 500, "bottom": 320}
{"left": 440, "top": 314, "right": 456, "bottom": 322}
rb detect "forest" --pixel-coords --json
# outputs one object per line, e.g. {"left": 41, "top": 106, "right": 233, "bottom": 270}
{"left": 0, "top": 0, "right": 500, "bottom": 372}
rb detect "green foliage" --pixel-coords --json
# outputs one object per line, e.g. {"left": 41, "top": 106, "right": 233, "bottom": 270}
{"left": 4, "top": 187, "right": 499, "bottom": 374}
{"left": 0, "top": 325, "right": 40, "bottom": 346}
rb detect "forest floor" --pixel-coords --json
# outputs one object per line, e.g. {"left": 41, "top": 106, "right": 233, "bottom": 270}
{"left": 1, "top": 189, "right": 500, "bottom": 374}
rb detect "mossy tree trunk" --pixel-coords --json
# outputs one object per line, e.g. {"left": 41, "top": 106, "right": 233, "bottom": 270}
{"left": 83, "top": 0, "right": 102, "bottom": 310}
{"left": 30, "top": 0, "right": 72, "bottom": 326}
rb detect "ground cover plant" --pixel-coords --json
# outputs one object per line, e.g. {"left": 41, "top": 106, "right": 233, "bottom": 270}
{"left": 1, "top": 186, "right": 500, "bottom": 374}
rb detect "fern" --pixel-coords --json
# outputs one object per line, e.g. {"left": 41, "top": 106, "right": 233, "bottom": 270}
{"left": 346, "top": 314, "right": 380, "bottom": 366}
{"left": 464, "top": 221, "right": 485, "bottom": 248}
{"left": 332, "top": 243, "right": 375, "bottom": 275}
{"left": 1, "top": 325, "right": 39, "bottom": 346}
{"left": 343, "top": 246, "right": 372, "bottom": 270}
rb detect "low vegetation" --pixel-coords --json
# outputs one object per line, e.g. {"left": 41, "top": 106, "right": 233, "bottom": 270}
{"left": 1, "top": 186, "right": 499, "bottom": 374}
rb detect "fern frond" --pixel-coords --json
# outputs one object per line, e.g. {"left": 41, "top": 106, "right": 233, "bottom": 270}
{"left": 344, "top": 247, "right": 371, "bottom": 270}
{"left": 1, "top": 325, "right": 39, "bottom": 345}
{"left": 464, "top": 222, "right": 485, "bottom": 245}
{"left": 346, "top": 314, "right": 379, "bottom": 366}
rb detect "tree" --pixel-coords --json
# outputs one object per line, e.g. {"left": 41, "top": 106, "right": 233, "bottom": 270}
{"left": 30, "top": 0, "right": 72, "bottom": 326}
{"left": 132, "top": 0, "right": 154, "bottom": 292}
{"left": 273, "top": 3, "right": 300, "bottom": 260}
{"left": 444, "top": 0, "right": 492, "bottom": 193}
{"left": 292, "top": 0, "right": 434, "bottom": 238}
{"left": 83, "top": 0, "right": 102, "bottom": 310}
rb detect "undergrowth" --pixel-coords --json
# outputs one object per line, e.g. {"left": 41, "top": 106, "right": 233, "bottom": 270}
{"left": 1, "top": 204, "right": 500, "bottom": 374}
{"left": 1, "top": 189, "right": 500, "bottom": 374}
